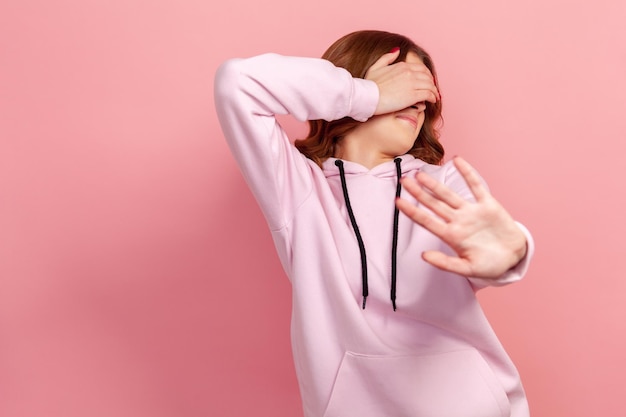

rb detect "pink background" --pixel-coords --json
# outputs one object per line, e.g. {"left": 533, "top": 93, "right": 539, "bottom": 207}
{"left": 1, "top": 0, "right": 625, "bottom": 416}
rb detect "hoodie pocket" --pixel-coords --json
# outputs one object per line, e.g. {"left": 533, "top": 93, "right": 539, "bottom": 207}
{"left": 322, "top": 349, "right": 510, "bottom": 417}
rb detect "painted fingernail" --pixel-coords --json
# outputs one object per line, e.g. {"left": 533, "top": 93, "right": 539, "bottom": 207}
{"left": 390, "top": 47, "right": 400, "bottom": 53}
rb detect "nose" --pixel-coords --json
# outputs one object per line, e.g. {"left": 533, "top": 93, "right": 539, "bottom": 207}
{"left": 410, "top": 102, "right": 426, "bottom": 112}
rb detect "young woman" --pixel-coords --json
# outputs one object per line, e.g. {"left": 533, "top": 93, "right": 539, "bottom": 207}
{"left": 214, "top": 30, "right": 534, "bottom": 417}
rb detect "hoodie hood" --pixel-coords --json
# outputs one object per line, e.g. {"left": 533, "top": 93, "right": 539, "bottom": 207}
{"left": 322, "top": 154, "right": 426, "bottom": 179}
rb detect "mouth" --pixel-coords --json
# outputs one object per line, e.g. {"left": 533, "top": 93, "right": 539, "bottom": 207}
{"left": 396, "top": 114, "right": 418, "bottom": 129}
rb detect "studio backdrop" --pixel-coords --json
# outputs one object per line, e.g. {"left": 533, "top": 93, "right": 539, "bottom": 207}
{"left": 1, "top": 0, "right": 625, "bottom": 416}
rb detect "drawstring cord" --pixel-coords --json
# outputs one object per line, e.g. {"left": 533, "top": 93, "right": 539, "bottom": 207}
{"left": 335, "top": 159, "right": 368, "bottom": 308}
{"left": 391, "top": 158, "right": 402, "bottom": 311}
{"left": 335, "top": 158, "right": 403, "bottom": 310}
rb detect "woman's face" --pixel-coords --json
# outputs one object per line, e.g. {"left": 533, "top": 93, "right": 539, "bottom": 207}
{"left": 341, "top": 53, "right": 428, "bottom": 162}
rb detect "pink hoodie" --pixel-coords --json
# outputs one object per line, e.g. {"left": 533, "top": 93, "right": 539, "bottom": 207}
{"left": 214, "top": 53, "right": 534, "bottom": 417}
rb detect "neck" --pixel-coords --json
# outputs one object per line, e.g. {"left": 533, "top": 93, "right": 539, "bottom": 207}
{"left": 334, "top": 149, "right": 393, "bottom": 169}
{"left": 334, "top": 138, "right": 399, "bottom": 169}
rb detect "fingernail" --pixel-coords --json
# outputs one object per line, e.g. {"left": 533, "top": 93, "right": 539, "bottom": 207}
{"left": 390, "top": 47, "right": 400, "bottom": 53}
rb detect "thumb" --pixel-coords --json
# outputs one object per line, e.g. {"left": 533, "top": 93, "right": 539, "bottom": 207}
{"left": 422, "top": 251, "right": 471, "bottom": 276}
{"left": 368, "top": 47, "right": 401, "bottom": 72}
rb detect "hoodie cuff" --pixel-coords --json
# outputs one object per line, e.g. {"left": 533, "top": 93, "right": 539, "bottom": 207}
{"left": 349, "top": 78, "right": 379, "bottom": 122}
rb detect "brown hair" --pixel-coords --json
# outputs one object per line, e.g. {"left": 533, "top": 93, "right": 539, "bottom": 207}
{"left": 294, "top": 30, "right": 444, "bottom": 167}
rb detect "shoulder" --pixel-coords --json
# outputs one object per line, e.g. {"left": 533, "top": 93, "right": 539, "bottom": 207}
{"left": 414, "top": 159, "right": 454, "bottom": 181}
{"left": 418, "top": 159, "right": 488, "bottom": 202}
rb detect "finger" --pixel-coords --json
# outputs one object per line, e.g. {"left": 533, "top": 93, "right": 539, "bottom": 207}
{"left": 409, "top": 81, "right": 439, "bottom": 104}
{"left": 406, "top": 62, "right": 435, "bottom": 81}
{"left": 395, "top": 197, "right": 447, "bottom": 237}
{"left": 415, "top": 172, "right": 465, "bottom": 209}
{"left": 419, "top": 88, "right": 440, "bottom": 104}
{"left": 400, "top": 176, "right": 455, "bottom": 221}
{"left": 368, "top": 48, "right": 401, "bottom": 72}
{"left": 453, "top": 157, "right": 489, "bottom": 201}
{"left": 410, "top": 89, "right": 438, "bottom": 105}
{"left": 405, "top": 69, "right": 438, "bottom": 93}
{"left": 406, "top": 63, "right": 439, "bottom": 99}
{"left": 422, "top": 251, "right": 473, "bottom": 276}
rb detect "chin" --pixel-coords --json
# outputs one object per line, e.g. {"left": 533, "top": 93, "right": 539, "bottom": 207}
{"left": 389, "top": 143, "right": 416, "bottom": 157}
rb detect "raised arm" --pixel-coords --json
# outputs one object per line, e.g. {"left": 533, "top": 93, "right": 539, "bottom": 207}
{"left": 214, "top": 53, "right": 378, "bottom": 230}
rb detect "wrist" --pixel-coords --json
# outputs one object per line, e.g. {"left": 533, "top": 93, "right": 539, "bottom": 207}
{"left": 508, "top": 233, "right": 528, "bottom": 271}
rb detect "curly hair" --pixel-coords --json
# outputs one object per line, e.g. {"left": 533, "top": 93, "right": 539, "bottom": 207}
{"left": 294, "top": 30, "right": 444, "bottom": 167}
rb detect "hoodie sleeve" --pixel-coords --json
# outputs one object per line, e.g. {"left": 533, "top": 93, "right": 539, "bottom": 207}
{"left": 442, "top": 161, "right": 535, "bottom": 289}
{"left": 214, "top": 53, "right": 379, "bottom": 230}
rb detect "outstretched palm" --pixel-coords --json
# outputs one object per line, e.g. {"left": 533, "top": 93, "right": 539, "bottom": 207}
{"left": 395, "top": 157, "right": 527, "bottom": 279}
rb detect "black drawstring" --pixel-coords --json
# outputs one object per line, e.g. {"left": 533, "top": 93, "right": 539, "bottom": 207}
{"left": 391, "top": 158, "right": 402, "bottom": 311}
{"left": 335, "top": 159, "right": 368, "bottom": 309}
{"left": 335, "top": 158, "right": 404, "bottom": 311}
